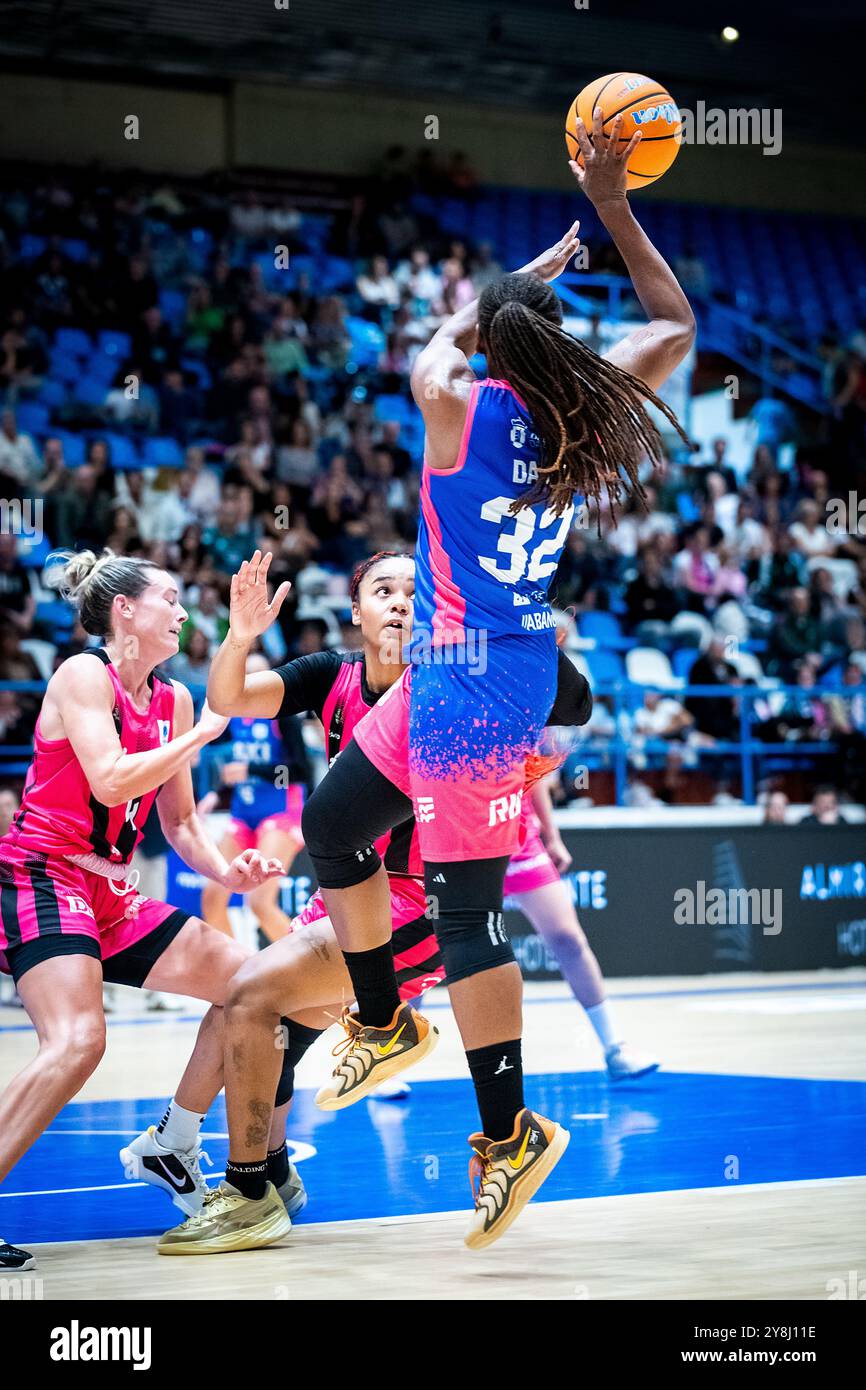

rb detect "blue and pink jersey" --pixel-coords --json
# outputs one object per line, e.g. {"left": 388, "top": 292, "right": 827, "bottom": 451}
{"left": 411, "top": 378, "right": 574, "bottom": 651}
{"left": 403, "top": 376, "right": 573, "bottom": 860}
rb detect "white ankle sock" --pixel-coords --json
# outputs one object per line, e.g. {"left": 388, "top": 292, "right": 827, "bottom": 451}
{"left": 585, "top": 1001, "right": 621, "bottom": 1053}
{"left": 157, "top": 1100, "right": 204, "bottom": 1152}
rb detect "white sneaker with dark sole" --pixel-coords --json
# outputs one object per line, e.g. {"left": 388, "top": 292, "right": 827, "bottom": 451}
{"left": 605, "top": 1043, "right": 660, "bottom": 1082}
{"left": 119, "top": 1126, "right": 213, "bottom": 1216}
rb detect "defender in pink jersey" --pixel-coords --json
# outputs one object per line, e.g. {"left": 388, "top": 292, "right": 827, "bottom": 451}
{"left": 0, "top": 549, "right": 287, "bottom": 1271}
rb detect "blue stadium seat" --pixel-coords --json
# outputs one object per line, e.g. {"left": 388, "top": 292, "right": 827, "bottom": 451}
{"left": 101, "top": 433, "right": 141, "bottom": 470}
{"left": 37, "top": 379, "right": 67, "bottom": 409}
{"left": 97, "top": 330, "right": 133, "bottom": 360}
{"left": 53, "top": 431, "right": 87, "bottom": 467}
{"left": 19, "top": 234, "right": 47, "bottom": 261}
{"left": 158, "top": 288, "right": 187, "bottom": 331}
{"left": 143, "top": 436, "right": 185, "bottom": 469}
{"left": 585, "top": 649, "right": 624, "bottom": 685}
{"left": 54, "top": 327, "right": 92, "bottom": 358}
{"left": 59, "top": 239, "right": 90, "bottom": 263}
{"left": 72, "top": 377, "right": 109, "bottom": 408}
{"left": 15, "top": 402, "right": 51, "bottom": 434}
{"left": 672, "top": 648, "right": 698, "bottom": 681}
{"left": 86, "top": 352, "right": 123, "bottom": 383}
{"left": 578, "top": 611, "right": 624, "bottom": 647}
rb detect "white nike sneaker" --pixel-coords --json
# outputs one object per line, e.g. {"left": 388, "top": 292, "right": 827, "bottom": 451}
{"left": 275, "top": 1160, "right": 308, "bottom": 1217}
{"left": 119, "top": 1126, "right": 213, "bottom": 1216}
{"left": 605, "top": 1043, "right": 660, "bottom": 1082}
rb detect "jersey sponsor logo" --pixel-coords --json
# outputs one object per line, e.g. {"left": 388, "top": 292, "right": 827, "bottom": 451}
{"left": 416, "top": 796, "right": 436, "bottom": 823}
{"left": 157, "top": 719, "right": 171, "bottom": 746}
{"left": 513, "top": 593, "right": 530, "bottom": 606}
{"left": 520, "top": 610, "right": 557, "bottom": 632}
{"left": 488, "top": 792, "right": 523, "bottom": 826}
{"left": 65, "top": 894, "right": 95, "bottom": 917}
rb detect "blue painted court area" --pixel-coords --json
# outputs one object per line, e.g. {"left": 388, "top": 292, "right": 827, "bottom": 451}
{"left": 3, "top": 1071, "right": 865, "bottom": 1244}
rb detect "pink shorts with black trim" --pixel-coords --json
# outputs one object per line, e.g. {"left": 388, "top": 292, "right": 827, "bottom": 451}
{"left": 503, "top": 820, "right": 560, "bottom": 897}
{"left": 293, "top": 873, "right": 444, "bottom": 1002}
{"left": 0, "top": 841, "right": 188, "bottom": 980}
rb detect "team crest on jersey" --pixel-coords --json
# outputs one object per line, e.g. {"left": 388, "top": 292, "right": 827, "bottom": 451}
{"left": 157, "top": 720, "right": 171, "bottom": 746}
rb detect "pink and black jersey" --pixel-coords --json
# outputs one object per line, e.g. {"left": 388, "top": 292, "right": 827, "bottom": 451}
{"left": 2, "top": 649, "right": 176, "bottom": 865}
{"left": 274, "top": 650, "right": 423, "bottom": 880}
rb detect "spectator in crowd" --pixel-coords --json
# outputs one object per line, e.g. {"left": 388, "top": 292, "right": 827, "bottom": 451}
{"left": 768, "top": 587, "right": 822, "bottom": 677}
{"left": 685, "top": 637, "right": 740, "bottom": 742}
{"left": 0, "top": 533, "right": 35, "bottom": 634}
{"left": 356, "top": 256, "right": 400, "bottom": 312}
{"left": 762, "top": 790, "right": 790, "bottom": 825}
{"left": 673, "top": 524, "right": 719, "bottom": 612}
{"left": 788, "top": 499, "right": 836, "bottom": 559}
{"left": 0, "top": 408, "right": 40, "bottom": 490}
{"left": 774, "top": 660, "right": 831, "bottom": 741}
{"left": 799, "top": 786, "right": 848, "bottom": 826}
{"left": 632, "top": 690, "right": 694, "bottom": 740}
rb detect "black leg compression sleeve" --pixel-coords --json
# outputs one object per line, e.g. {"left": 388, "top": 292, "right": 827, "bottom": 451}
{"left": 275, "top": 1017, "right": 325, "bottom": 1106}
{"left": 424, "top": 857, "right": 515, "bottom": 986}
{"left": 302, "top": 740, "right": 414, "bottom": 890}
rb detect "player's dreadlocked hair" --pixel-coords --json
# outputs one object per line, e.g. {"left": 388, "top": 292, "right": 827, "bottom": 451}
{"left": 477, "top": 273, "right": 693, "bottom": 518}
{"left": 349, "top": 550, "right": 413, "bottom": 604}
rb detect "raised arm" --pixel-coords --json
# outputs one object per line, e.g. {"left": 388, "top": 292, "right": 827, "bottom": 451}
{"left": 409, "top": 224, "right": 583, "bottom": 471}
{"left": 569, "top": 108, "right": 695, "bottom": 392}
{"left": 207, "top": 550, "right": 291, "bottom": 717}
{"left": 156, "top": 683, "right": 283, "bottom": 889}
{"left": 46, "top": 655, "right": 227, "bottom": 809}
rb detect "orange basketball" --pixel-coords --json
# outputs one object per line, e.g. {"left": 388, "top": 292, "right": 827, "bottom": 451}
{"left": 565, "top": 72, "right": 682, "bottom": 189}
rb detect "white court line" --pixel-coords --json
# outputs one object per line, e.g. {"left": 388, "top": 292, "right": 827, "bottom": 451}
{"left": 44, "top": 1129, "right": 229, "bottom": 1139}
{"left": 0, "top": 1174, "right": 227, "bottom": 1199}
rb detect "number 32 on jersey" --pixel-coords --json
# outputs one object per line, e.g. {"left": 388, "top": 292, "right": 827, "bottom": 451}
{"left": 478, "top": 496, "right": 574, "bottom": 585}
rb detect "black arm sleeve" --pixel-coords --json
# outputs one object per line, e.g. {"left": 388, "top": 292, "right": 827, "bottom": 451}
{"left": 547, "top": 648, "right": 593, "bottom": 728}
{"left": 274, "top": 650, "right": 344, "bottom": 721}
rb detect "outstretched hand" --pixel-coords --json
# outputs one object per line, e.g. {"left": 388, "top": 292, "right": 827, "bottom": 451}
{"left": 518, "top": 220, "right": 581, "bottom": 283}
{"left": 229, "top": 550, "right": 291, "bottom": 644}
{"left": 223, "top": 849, "right": 285, "bottom": 893}
{"left": 568, "top": 107, "right": 641, "bottom": 208}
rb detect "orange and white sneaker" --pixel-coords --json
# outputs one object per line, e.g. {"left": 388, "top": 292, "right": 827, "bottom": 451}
{"left": 314, "top": 1002, "right": 439, "bottom": 1111}
{"left": 464, "top": 1107, "right": 570, "bottom": 1250}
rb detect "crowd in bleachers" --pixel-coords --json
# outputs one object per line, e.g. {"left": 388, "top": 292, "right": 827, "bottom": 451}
{"left": 0, "top": 162, "right": 864, "bottom": 807}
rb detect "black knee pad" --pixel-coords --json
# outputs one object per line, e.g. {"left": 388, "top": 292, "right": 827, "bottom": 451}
{"left": 424, "top": 857, "right": 515, "bottom": 986}
{"left": 274, "top": 1018, "right": 324, "bottom": 1106}
{"left": 301, "top": 740, "right": 412, "bottom": 890}
{"left": 301, "top": 775, "right": 382, "bottom": 890}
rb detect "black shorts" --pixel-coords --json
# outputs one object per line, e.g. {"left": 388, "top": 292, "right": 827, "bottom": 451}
{"left": 4, "top": 908, "right": 189, "bottom": 988}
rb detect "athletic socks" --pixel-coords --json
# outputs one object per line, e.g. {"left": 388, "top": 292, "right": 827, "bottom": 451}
{"left": 225, "top": 1159, "right": 268, "bottom": 1202}
{"left": 267, "top": 1142, "right": 290, "bottom": 1190}
{"left": 466, "top": 1038, "right": 525, "bottom": 1141}
{"left": 156, "top": 1099, "right": 204, "bottom": 1152}
{"left": 343, "top": 940, "right": 401, "bottom": 1029}
{"left": 585, "top": 1000, "right": 621, "bottom": 1053}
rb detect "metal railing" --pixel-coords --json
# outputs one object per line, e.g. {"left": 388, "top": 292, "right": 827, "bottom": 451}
{"left": 556, "top": 272, "right": 828, "bottom": 413}
{"left": 0, "top": 679, "right": 850, "bottom": 809}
